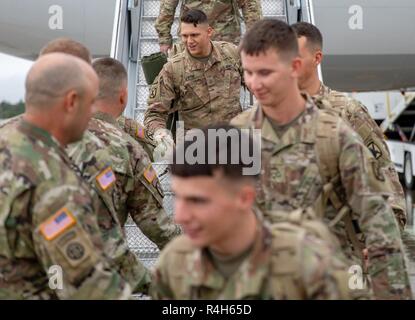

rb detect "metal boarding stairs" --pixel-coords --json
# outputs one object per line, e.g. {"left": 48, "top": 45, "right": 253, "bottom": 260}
{"left": 111, "top": 0, "right": 314, "bottom": 273}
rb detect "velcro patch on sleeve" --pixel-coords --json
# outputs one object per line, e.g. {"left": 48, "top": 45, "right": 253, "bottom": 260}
{"left": 96, "top": 166, "right": 116, "bottom": 191}
{"left": 136, "top": 126, "right": 145, "bottom": 139}
{"left": 40, "top": 208, "right": 76, "bottom": 241}
{"left": 143, "top": 165, "right": 157, "bottom": 184}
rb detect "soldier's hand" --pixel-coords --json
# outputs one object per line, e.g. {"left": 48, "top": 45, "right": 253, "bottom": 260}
{"left": 153, "top": 128, "right": 175, "bottom": 163}
{"left": 160, "top": 44, "right": 172, "bottom": 54}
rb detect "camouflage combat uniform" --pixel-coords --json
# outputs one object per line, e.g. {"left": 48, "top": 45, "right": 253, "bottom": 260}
{"left": 67, "top": 131, "right": 152, "bottom": 293}
{"left": 151, "top": 217, "right": 363, "bottom": 300}
{"left": 144, "top": 41, "right": 243, "bottom": 141}
{"left": 313, "top": 83, "right": 406, "bottom": 229}
{"left": 0, "top": 119, "right": 131, "bottom": 299}
{"left": 155, "top": 0, "right": 262, "bottom": 47}
{"left": 70, "top": 112, "right": 181, "bottom": 248}
{"left": 117, "top": 115, "right": 156, "bottom": 161}
{"left": 231, "top": 95, "right": 412, "bottom": 299}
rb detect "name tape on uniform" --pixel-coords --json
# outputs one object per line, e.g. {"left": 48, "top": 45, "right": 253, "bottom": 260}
{"left": 96, "top": 166, "right": 116, "bottom": 191}
{"left": 40, "top": 208, "right": 76, "bottom": 241}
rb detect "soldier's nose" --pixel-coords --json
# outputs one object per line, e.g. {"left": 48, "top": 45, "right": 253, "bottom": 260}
{"left": 174, "top": 201, "right": 190, "bottom": 224}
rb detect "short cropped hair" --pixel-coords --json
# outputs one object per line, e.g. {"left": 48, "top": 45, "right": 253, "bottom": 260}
{"left": 39, "top": 38, "right": 91, "bottom": 63}
{"left": 181, "top": 9, "right": 208, "bottom": 27}
{"left": 92, "top": 57, "right": 127, "bottom": 102}
{"left": 171, "top": 124, "right": 258, "bottom": 182}
{"left": 292, "top": 22, "right": 323, "bottom": 51}
{"left": 240, "top": 19, "right": 298, "bottom": 61}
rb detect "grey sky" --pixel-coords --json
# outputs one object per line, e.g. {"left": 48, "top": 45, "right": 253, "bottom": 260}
{"left": 0, "top": 52, "right": 33, "bottom": 103}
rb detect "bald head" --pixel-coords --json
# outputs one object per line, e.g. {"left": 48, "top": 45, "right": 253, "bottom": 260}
{"left": 24, "top": 53, "right": 99, "bottom": 145}
{"left": 25, "top": 53, "right": 97, "bottom": 109}
{"left": 39, "top": 38, "right": 92, "bottom": 64}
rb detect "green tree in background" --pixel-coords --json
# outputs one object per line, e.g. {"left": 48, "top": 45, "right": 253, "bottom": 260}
{"left": 0, "top": 100, "right": 25, "bottom": 119}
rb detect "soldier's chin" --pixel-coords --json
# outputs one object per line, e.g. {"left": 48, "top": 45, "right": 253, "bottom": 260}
{"left": 255, "top": 95, "right": 269, "bottom": 105}
{"left": 185, "top": 230, "right": 205, "bottom": 246}
{"left": 187, "top": 46, "right": 198, "bottom": 54}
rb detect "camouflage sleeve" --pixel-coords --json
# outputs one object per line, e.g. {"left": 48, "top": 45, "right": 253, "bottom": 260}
{"left": 155, "top": 0, "right": 180, "bottom": 46}
{"left": 231, "top": 43, "right": 245, "bottom": 88}
{"left": 128, "top": 146, "right": 181, "bottom": 249}
{"left": 346, "top": 99, "right": 406, "bottom": 229}
{"left": 117, "top": 116, "right": 156, "bottom": 161}
{"left": 32, "top": 184, "right": 131, "bottom": 299}
{"left": 337, "top": 120, "right": 412, "bottom": 299}
{"left": 144, "top": 63, "right": 178, "bottom": 142}
{"left": 222, "top": 42, "right": 245, "bottom": 89}
{"left": 238, "top": 0, "right": 262, "bottom": 29}
{"left": 149, "top": 246, "right": 176, "bottom": 299}
{"left": 300, "top": 233, "right": 368, "bottom": 300}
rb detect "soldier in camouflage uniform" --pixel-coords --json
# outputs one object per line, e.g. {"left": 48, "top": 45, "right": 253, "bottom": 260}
{"left": 69, "top": 58, "right": 181, "bottom": 251}
{"left": 145, "top": 9, "right": 244, "bottom": 157}
{"left": 0, "top": 38, "right": 154, "bottom": 294}
{"left": 0, "top": 53, "right": 131, "bottom": 299}
{"left": 155, "top": 0, "right": 262, "bottom": 53}
{"left": 292, "top": 22, "right": 406, "bottom": 230}
{"left": 230, "top": 19, "right": 411, "bottom": 299}
{"left": 67, "top": 130, "right": 152, "bottom": 293}
{"left": 151, "top": 125, "right": 364, "bottom": 300}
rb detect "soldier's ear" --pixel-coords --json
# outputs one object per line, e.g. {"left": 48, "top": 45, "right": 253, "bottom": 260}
{"left": 63, "top": 89, "right": 78, "bottom": 114}
{"left": 237, "top": 184, "right": 256, "bottom": 211}
{"left": 119, "top": 87, "right": 128, "bottom": 107}
{"left": 291, "top": 57, "right": 302, "bottom": 75}
{"left": 315, "top": 50, "right": 323, "bottom": 66}
{"left": 207, "top": 26, "right": 214, "bottom": 38}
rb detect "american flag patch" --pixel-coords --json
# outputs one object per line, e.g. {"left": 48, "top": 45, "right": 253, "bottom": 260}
{"left": 136, "top": 126, "right": 145, "bottom": 139}
{"left": 96, "top": 167, "right": 116, "bottom": 191}
{"left": 40, "top": 208, "right": 76, "bottom": 241}
{"left": 143, "top": 165, "right": 157, "bottom": 183}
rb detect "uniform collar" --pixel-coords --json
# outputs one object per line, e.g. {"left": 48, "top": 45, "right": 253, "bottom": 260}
{"left": 18, "top": 119, "right": 63, "bottom": 151}
{"left": 315, "top": 82, "right": 331, "bottom": 99}
{"left": 187, "top": 222, "right": 272, "bottom": 299}
{"left": 18, "top": 118, "right": 74, "bottom": 167}
{"left": 251, "top": 94, "right": 317, "bottom": 150}
{"left": 184, "top": 41, "right": 221, "bottom": 72}
{"left": 93, "top": 111, "right": 119, "bottom": 127}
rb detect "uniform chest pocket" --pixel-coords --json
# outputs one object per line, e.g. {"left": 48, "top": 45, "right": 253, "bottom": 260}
{"left": 268, "top": 146, "right": 321, "bottom": 208}
{"left": 0, "top": 189, "right": 34, "bottom": 259}
{"left": 180, "top": 77, "right": 210, "bottom": 111}
{"left": 294, "top": 163, "right": 322, "bottom": 207}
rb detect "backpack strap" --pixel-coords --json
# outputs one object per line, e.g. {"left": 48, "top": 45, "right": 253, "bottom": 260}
{"left": 314, "top": 111, "right": 365, "bottom": 260}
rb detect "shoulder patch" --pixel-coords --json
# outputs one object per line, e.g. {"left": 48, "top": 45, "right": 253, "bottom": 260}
{"left": 371, "top": 161, "right": 385, "bottom": 181}
{"left": 40, "top": 208, "right": 76, "bottom": 241}
{"left": 149, "top": 86, "right": 157, "bottom": 99}
{"left": 96, "top": 166, "right": 116, "bottom": 190}
{"left": 143, "top": 164, "right": 157, "bottom": 183}
{"left": 367, "top": 141, "right": 383, "bottom": 160}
